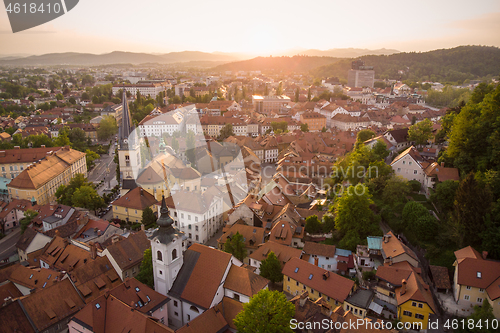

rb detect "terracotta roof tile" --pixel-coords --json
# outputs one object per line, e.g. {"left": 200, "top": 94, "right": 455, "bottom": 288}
{"left": 223, "top": 265, "right": 269, "bottom": 297}
{"left": 283, "top": 257, "right": 355, "bottom": 303}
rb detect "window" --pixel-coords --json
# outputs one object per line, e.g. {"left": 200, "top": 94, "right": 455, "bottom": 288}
{"left": 418, "top": 303, "right": 423, "bottom": 308}
{"left": 479, "top": 288, "right": 485, "bottom": 293}
{"left": 403, "top": 310, "right": 412, "bottom": 317}
{"left": 415, "top": 313, "right": 425, "bottom": 320}
{"left": 181, "top": 213, "right": 184, "bottom": 218}
{"left": 464, "top": 295, "right": 470, "bottom": 300}
{"left": 466, "top": 286, "right": 471, "bottom": 290}
{"left": 310, "top": 288, "right": 314, "bottom": 294}
{"left": 397, "top": 168, "right": 401, "bottom": 172}
{"left": 195, "top": 216, "right": 198, "bottom": 222}
{"left": 409, "top": 161, "right": 412, "bottom": 165}
{"left": 234, "top": 294, "right": 240, "bottom": 301}
{"left": 174, "top": 300, "right": 178, "bottom": 307}
{"left": 287, "top": 277, "right": 290, "bottom": 282}
{"left": 413, "top": 170, "right": 418, "bottom": 174}
{"left": 172, "top": 249, "right": 177, "bottom": 260}
{"left": 402, "top": 161, "right": 406, "bottom": 165}
{"left": 412, "top": 302, "right": 417, "bottom": 307}
{"left": 477, "top": 272, "right": 482, "bottom": 278}
{"left": 188, "top": 215, "right": 191, "bottom": 220}
{"left": 174, "top": 312, "right": 178, "bottom": 317}
{"left": 477, "top": 298, "right": 483, "bottom": 303}
{"left": 296, "top": 281, "right": 299, "bottom": 286}
{"left": 157, "top": 250, "right": 163, "bottom": 261}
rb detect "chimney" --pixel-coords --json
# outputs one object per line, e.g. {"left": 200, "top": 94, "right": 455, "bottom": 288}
{"left": 41, "top": 145, "right": 45, "bottom": 148}
{"left": 141, "top": 224, "right": 145, "bottom": 231}
{"left": 140, "top": 189, "right": 143, "bottom": 196}
{"left": 55, "top": 229, "right": 60, "bottom": 237}
{"left": 482, "top": 251, "right": 488, "bottom": 260}
{"left": 111, "top": 235, "right": 120, "bottom": 244}
{"left": 400, "top": 279, "right": 407, "bottom": 296}
{"left": 90, "top": 241, "right": 97, "bottom": 260}
{"left": 323, "top": 271, "right": 330, "bottom": 280}
{"left": 314, "top": 257, "right": 319, "bottom": 266}
{"left": 441, "top": 162, "right": 444, "bottom": 167}
{"left": 299, "top": 291, "right": 308, "bottom": 307}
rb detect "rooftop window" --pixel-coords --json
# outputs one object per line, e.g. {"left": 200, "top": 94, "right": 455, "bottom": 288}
{"left": 294, "top": 267, "right": 299, "bottom": 273}
{"left": 309, "top": 274, "right": 313, "bottom": 280}
{"left": 477, "top": 272, "right": 482, "bottom": 278}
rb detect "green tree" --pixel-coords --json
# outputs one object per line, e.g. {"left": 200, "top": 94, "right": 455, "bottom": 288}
{"left": 219, "top": 123, "right": 234, "bottom": 140}
{"left": 68, "top": 128, "right": 88, "bottom": 151}
{"left": 135, "top": 248, "right": 154, "bottom": 289}
{"left": 445, "top": 84, "right": 500, "bottom": 173}
{"left": 322, "top": 213, "right": 335, "bottom": 233}
{"left": 72, "top": 185, "right": 105, "bottom": 214}
{"left": 334, "top": 186, "right": 380, "bottom": 239}
{"left": 234, "top": 289, "right": 295, "bottom": 333}
{"left": 458, "top": 299, "right": 496, "bottom": 333}
{"left": 171, "top": 136, "right": 179, "bottom": 152}
{"left": 300, "top": 123, "right": 309, "bottom": 132}
{"left": 382, "top": 176, "right": 411, "bottom": 206}
{"left": 304, "top": 215, "right": 322, "bottom": 234}
{"left": 85, "top": 149, "right": 100, "bottom": 170}
{"left": 186, "top": 130, "right": 196, "bottom": 166}
{"left": 97, "top": 115, "right": 118, "bottom": 140}
{"left": 224, "top": 231, "right": 246, "bottom": 262}
{"left": 430, "top": 180, "right": 459, "bottom": 214}
{"left": 259, "top": 251, "right": 283, "bottom": 283}
{"left": 294, "top": 88, "right": 299, "bottom": 102}
{"left": 142, "top": 207, "right": 156, "bottom": 226}
{"left": 451, "top": 173, "right": 492, "bottom": 248}
{"left": 55, "top": 93, "right": 64, "bottom": 101}
{"left": 20, "top": 209, "right": 38, "bottom": 234}
{"left": 408, "top": 118, "right": 433, "bottom": 146}
{"left": 357, "top": 129, "right": 376, "bottom": 142}
{"left": 402, "top": 201, "right": 437, "bottom": 242}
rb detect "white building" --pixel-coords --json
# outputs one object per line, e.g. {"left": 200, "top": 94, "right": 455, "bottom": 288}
{"left": 112, "top": 83, "right": 168, "bottom": 98}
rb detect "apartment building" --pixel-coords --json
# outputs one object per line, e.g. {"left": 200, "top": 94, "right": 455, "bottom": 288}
{"left": 252, "top": 95, "right": 291, "bottom": 114}
{"left": 112, "top": 83, "right": 169, "bottom": 98}
{"left": 7, "top": 147, "right": 87, "bottom": 205}
{"left": 0, "top": 146, "right": 63, "bottom": 179}
{"left": 300, "top": 112, "right": 326, "bottom": 132}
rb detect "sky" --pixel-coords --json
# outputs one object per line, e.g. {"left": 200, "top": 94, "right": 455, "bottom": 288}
{"left": 1, "top": 0, "right": 500, "bottom": 56}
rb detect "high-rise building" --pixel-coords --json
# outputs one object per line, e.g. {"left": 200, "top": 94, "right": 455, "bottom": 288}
{"left": 347, "top": 60, "right": 375, "bottom": 88}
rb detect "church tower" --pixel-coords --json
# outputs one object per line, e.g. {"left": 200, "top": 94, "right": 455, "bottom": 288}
{"left": 151, "top": 196, "right": 185, "bottom": 296}
{"left": 118, "top": 90, "right": 141, "bottom": 189}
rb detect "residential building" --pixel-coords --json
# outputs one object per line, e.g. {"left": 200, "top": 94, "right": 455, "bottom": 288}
{"left": 396, "top": 270, "right": 437, "bottom": 330}
{"left": 252, "top": 95, "right": 291, "bottom": 114}
{"left": 112, "top": 187, "right": 158, "bottom": 223}
{"left": 1, "top": 278, "right": 85, "bottom": 333}
{"left": 138, "top": 107, "right": 188, "bottom": 137}
{"left": 223, "top": 264, "right": 269, "bottom": 303}
{"left": 453, "top": 246, "right": 500, "bottom": 319}
{"left": 303, "top": 241, "right": 337, "bottom": 271}
{"left": 282, "top": 257, "right": 355, "bottom": 309}
{"left": 300, "top": 112, "right": 326, "bottom": 132}
{"left": 15, "top": 227, "right": 52, "bottom": 262}
{"left": 381, "top": 232, "right": 419, "bottom": 268}
{"left": 0, "top": 198, "right": 32, "bottom": 233}
{"left": 7, "top": 147, "right": 87, "bottom": 205}
{"left": 343, "top": 289, "right": 374, "bottom": 318}
{"left": 217, "top": 223, "right": 265, "bottom": 264}
{"left": 112, "top": 83, "right": 169, "bottom": 98}
{"left": 102, "top": 230, "right": 151, "bottom": 280}
{"left": 0, "top": 146, "right": 64, "bottom": 180}
{"left": 68, "top": 293, "right": 174, "bottom": 333}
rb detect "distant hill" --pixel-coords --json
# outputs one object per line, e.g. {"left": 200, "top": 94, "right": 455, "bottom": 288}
{"left": 0, "top": 51, "right": 241, "bottom": 66}
{"left": 311, "top": 45, "right": 500, "bottom": 82}
{"left": 284, "top": 48, "right": 400, "bottom": 58}
{"left": 213, "top": 56, "right": 343, "bottom": 73}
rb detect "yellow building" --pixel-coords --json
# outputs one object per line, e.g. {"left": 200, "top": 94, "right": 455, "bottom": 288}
{"left": 7, "top": 146, "right": 87, "bottom": 205}
{"left": 0, "top": 146, "right": 66, "bottom": 180}
{"left": 453, "top": 246, "right": 500, "bottom": 319}
{"left": 300, "top": 112, "right": 326, "bottom": 132}
{"left": 112, "top": 187, "right": 158, "bottom": 223}
{"left": 282, "top": 257, "right": 355, "bottom": 310}
{"left": 343, "top": 289, "right": 374, "bottom": 318}
{"left": 396, "top": 271, "right": 437, "bottom": 330}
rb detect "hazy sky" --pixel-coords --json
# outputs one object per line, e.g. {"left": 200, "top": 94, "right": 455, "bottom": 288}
{"left": 1, "top": 0, "right": 500, "bottom": 56}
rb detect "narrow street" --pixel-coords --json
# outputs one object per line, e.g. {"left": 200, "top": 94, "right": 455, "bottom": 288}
{"left": 0, "top": 228, "right": 21, "bottom": 262}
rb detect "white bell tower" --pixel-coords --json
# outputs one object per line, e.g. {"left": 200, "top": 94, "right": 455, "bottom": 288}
{"left": 151, "top": 196, "right": 185, "bottom": 296}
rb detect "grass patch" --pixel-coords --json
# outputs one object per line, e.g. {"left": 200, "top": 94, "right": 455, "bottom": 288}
{"left": 409, "top": 192, "right": 427, "bottom": 202}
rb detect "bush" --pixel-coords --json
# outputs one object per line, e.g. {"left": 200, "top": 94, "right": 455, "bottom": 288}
{"left": 408, "top": 180, "right": 422, "bottom": 192}
{"left": 362, "top": 270, "right": 376, "bottom": 281}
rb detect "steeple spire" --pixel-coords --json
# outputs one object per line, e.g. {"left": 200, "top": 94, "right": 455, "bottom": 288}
{"left": 119, "top": 89, "right": 134, "bottom": 149}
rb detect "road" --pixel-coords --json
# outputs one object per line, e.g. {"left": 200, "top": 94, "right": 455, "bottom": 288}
{"left": 0, "top": 228, "right": 21, "bottom": 262}
{"left": 88, "top": 142, "right": 118, "bottom": 196}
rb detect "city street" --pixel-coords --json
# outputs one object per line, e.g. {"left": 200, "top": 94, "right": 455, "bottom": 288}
{"left": 88, "top": 142, "right": 118, "bottom": 196}
{"left": 0, "top": 228, "right": 21, "bottom": 262}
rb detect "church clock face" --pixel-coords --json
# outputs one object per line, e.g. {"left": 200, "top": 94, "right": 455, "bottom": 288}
{"left": 123, "top": 139, "right": 128, "bottom": 143}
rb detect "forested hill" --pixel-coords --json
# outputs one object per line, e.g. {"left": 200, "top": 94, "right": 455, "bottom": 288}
{"left": 213, "top": 56, "right": 342, "bottom": 73}
{"left": 311, "top": 45, "right": 500, "bottom": 83}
